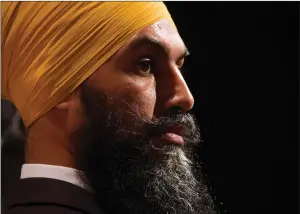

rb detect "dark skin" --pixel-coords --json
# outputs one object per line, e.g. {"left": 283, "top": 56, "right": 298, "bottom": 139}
{"left": 25, "top": 19, "right": 194, "bottom": 168}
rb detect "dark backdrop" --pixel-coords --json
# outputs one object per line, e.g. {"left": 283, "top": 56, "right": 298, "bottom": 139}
{"left": 166, "top": 2, "right": 299, "bottom": 214}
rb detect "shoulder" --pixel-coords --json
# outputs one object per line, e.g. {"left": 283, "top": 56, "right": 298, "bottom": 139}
{"left": 4, "top": 205, "right": 85, "bottom": 214}
{"left": 4, "top": 178, "right": 104, "bottom": 214}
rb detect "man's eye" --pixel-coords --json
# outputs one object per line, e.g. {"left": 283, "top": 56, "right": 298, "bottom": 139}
{"left": 137, "top": 58, "right": 155, "bottom": 74}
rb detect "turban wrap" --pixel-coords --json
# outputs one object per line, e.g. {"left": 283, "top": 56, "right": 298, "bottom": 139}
{"left": 2, "top": 2, "right": 175, "bottom": 127}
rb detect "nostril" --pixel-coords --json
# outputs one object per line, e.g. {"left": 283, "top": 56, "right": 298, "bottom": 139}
{"left": 168, "top": 106, "right": 184, "bottom": 116}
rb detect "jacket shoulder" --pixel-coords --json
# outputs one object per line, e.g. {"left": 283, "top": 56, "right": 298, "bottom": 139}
{"left": 4, "top": 205, "right": 85, "bottom": 214}
{"left": 4, "top": 178, "right": 104, "bottom": 214}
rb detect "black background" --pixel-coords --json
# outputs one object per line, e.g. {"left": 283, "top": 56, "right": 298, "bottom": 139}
{"left": 166, "top": 2, "right": 299, "bottom": 214}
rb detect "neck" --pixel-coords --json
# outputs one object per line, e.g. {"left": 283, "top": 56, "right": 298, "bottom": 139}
{"left": 25, "top": 117, "right": 75, "bottom": 168}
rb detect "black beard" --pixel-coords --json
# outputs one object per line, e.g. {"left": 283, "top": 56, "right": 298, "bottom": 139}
{"left": 74, "top": 83, "right": 218, "bottom": 214}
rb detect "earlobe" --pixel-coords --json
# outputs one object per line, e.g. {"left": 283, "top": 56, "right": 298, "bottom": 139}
{"left": 55, "top": 90, "right": 81, "bottom": 111}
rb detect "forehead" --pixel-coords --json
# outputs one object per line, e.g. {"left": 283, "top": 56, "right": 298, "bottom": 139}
{"left": 123, "top": 19, "right": 186, "bottom": 55}
{"left": 138, "top": 19, "right": 179, "bottom": 41}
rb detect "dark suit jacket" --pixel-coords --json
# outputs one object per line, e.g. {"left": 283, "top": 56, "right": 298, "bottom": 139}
{"left": 3, "top": 178, "right": 104, "bottom": 214}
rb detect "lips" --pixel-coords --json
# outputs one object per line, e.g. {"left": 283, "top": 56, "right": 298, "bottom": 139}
{"left": 153, "top": 125, "right": 185, "bottom": 146}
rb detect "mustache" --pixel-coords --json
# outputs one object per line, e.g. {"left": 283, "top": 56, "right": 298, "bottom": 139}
{"left": 146, "top": 113, "right": 201, "bottom": 145}
{"left": 90, "top": 109, "right": 200, "bottom": 140}
{"left": 85, "top": 105, "right": 200, "bottom": 139}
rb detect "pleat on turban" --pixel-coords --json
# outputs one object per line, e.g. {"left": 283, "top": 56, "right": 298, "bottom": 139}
{"left": 2, "top": 2, "right": 175, "bottom": 127}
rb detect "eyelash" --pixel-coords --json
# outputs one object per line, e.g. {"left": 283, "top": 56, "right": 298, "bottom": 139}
{"left": 136, "top": 58, "right": 156, "bottom": 75}
{"left": 136, "top": 57, "right": 186, "bottom": 76}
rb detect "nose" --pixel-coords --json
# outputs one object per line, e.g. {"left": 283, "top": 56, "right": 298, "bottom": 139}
{"left": 158, "top": 67, "right": 194, "bottom": 113}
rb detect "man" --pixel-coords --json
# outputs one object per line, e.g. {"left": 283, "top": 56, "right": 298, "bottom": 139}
{"left": 2, "top": 2, "right": 217, "bottom": 214}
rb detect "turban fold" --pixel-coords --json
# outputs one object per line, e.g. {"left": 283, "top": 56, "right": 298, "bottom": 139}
{"left": 2, "top": 2, "right": 175, "bottom": 127}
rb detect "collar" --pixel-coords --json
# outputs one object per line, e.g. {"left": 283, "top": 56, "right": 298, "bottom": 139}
{"left": 21, "top": 163, "right": 93, "bottom": 192}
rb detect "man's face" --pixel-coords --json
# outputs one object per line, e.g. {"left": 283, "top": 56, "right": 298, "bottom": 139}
{"left": 81, "top": 19, "right": 194, "bottom": 125}
{"left": 73, "top": 19, "right": 217, "bottom": 214}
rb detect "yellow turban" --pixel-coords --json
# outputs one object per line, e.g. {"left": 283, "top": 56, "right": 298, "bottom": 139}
{"left": 2, "top": 2, "right": 175, "bottom": 127}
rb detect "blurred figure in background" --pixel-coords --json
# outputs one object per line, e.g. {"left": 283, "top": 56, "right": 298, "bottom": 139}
{"left": 2, "top": 110, "right": 26, "bottom": 200}
{"left": 1, "top": 100, "right": 16, "bottom": 136}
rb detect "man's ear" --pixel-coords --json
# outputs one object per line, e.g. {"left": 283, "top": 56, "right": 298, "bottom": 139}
{"left": 55, "top": 90, "right": 81, "bottom": 111}
{"left": 47, "top": 89, "right": 84, "bottom": 134}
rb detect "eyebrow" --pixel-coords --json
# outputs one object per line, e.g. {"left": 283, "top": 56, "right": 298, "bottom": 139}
{"left": 128, "top": 35, "right": 190, "bottom": 60}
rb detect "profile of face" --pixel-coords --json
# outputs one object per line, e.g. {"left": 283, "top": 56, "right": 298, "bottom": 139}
{"left": 65, "top": 19, "right": 217, "bottom": 214}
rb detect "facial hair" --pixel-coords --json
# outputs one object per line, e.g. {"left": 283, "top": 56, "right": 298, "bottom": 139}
{"left": 74, "top": 83, "right": 218, "bottom": 214}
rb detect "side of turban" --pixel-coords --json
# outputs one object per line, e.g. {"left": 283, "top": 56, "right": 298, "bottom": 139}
{"left": 2, "top": 2, "right": 176, "bottom": 127}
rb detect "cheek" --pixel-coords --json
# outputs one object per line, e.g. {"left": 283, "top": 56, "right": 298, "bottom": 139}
{"left": 117, "top": 77, "right": 157, "bottom": 119}
{"left": 136, "top": 87, "right": 156, "bottom": 119}
{"left": 88, "top": 64, "right": 157, "bottom": 119}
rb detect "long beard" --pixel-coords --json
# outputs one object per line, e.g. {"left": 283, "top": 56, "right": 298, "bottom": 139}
{"left": 74, "top": 83, "right": 217, "bottom": 214}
